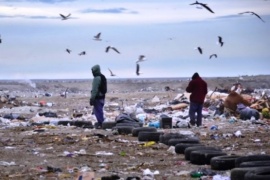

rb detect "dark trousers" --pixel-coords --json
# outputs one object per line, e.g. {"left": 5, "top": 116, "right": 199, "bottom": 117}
{"left": 189, "top": 101, "right": 203, "bottom": 127}
{"left": 92, "top": 98, "right": 105, "bottom": 125}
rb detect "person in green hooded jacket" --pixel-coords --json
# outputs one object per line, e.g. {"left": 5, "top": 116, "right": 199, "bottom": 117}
{"left": 90, "top": 64, "right": 107, "bottom": 129}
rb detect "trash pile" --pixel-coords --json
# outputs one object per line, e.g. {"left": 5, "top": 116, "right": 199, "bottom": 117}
{"left": 1, "top": 81, "right": 270, "bottom": 179}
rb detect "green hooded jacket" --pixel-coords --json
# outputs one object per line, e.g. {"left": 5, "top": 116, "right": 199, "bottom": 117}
{"left": 90, "top": 64, "right": 104, "bottom": 100}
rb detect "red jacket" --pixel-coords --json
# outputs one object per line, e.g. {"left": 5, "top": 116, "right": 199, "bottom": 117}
{"left": 186, "top": 76, "right": 208, "bottom": 104}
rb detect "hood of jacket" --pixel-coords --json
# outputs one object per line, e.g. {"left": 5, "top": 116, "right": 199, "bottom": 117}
{"left": 91, "top": 64, "right": 101, "bottom": 77}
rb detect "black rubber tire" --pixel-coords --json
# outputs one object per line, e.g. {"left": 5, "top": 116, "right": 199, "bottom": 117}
{"left": 73, "top": 121, "right": 93, "bottom": 128}
{"left": 231, "top": 167, "right": 263, "bottom": 180}
{"left": 190, "top": 150, "right": 227, "bottom": 165}
{"left": 240, "top": 160, "right": 270, "bottom": 168}
{"left": 58, "top": 120, "right": 73, "bottom": 126}
{"left": 211, "top": 155, "right": 242, "bottom": 170}
{"left": 115, "top": 122, "right": 141, "bottom": 128}
{"left": 167, "top": 137, "right": 200, "bottom": 146}
{"left": 112, "top": 126, "right": 134, "bottom": 135}
{"left": 159, "top": 133, "right": 188, "bottom": 145}
{"left": 132, "top": 127, "right": 157, "bottom": 137}
{"left": 175, "top": 143, "right": 205, "bottom": 154}
{"left": 102, "top": 121, "right": 116, "bottom": 129}
{"left": 138, "top": 132, "right": 164, "bottom": 142}
{"left": 235, "top": 155, "right": 270, "bottom": 167}
{"left": 184, "top": 146, "right": 222, "bottom": 161}
{"left": 244, "top": 167, "right": 270, "bottom": 180}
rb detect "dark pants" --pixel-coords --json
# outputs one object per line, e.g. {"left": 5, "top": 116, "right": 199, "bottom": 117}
{"left": 92, "top": 98, "right": 105, "bottom": 125}
{"left": 189, "top": 101, "right": 203, "bottom": 127}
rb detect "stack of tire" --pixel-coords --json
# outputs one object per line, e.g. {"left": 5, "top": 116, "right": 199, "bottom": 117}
{"left": 111, "top": 122, "right": 143, "bottom": 135}
{"left": 230, "top": 154, "right": 270, "bottom": 180}
{"left": 132, "top": 127, "right": 163, "bottom": 142}
{"left": 170, "top": 135, "right": 230, "bottom": 166}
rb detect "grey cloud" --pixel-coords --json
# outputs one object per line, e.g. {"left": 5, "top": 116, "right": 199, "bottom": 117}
{"left": 81, "top": 8, "right": 138, "bottom": 14}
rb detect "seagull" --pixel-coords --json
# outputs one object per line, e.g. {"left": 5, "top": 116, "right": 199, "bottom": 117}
{"left": 239, "top": 11, "right": 265, "bottom": 22}
{"left": 105, "top": 46, "right": 120, "bottom": 54}
{"left": 218, "top": 36, "right": 224, "bottom": 47}
{"left": 0, "top": 35, "right": 2, "bottom": 43}
{"left": 190, "top": 1, "right": 214, "bottom": 14}
{"left": 136, "top": 63, "right": 142, "bottom": 76}
{"left": 60, "top": 13, "right": 71, "bottom": 20}
{"left": 66, "top": 49, "right": 71, "bottom": 54}
{"left": 78, "top": 51, "right": 86, "bottom": 56}
{"left": 93, "top": 32, "right": 102, "bottom": 41}
{"left": 108, "top": 68, "right": 116, "bottom": 76}
{"left": 136, "top": 55, "right": 147, "bottom": 63}
{"left": 195, "top": 47, "right": 203, "bottom": 54}
{"left": 209, "top": 54, "right": 217, "bottom": 59}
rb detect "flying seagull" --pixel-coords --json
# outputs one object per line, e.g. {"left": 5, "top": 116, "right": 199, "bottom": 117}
{"left": 105, "top": 46, "right": 120, "bottom": 54}
{"left": 78, "top": 51, "right": 86, "bottom": 56}
{"left": 218, "top": 36, "right": 224, "bottom": 47}
{"left": 136, "top": 63, "right": 142, "bottom": 76}
{"left": 136, "top": 55, "right": 147, "bottom": 63}
{"left": 209, "top": 54, "right": 217, "bottom": 59}
{"left": 93, "top": 32, "right": 102, "bottom": 41}
{"left": 60, "top": 13, "right": 71, "bottom": 20}
{"left": 66, "top": 49, "right": 71, "bottom": 54}
{"left": 0, "top": 35, "right": 2, "bottom": 43}
{"left": 239, "top": 11, "right": 265, "bottom": 22}
{"left": 195, "top": 47, "right": 203, "bottom": 54}
{"left": 108, "top": 68, "right": 116, "bottom": 76}
{"left": 190, "top": 1, "right": 214, "bottom": 14}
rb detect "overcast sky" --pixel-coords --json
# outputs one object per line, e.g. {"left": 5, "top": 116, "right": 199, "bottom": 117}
{"left": 0, "top": 0, "right": 269, "bottom": 79}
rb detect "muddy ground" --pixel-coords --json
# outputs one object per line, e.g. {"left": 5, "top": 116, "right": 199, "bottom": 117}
{"left": 0, "top": 75, "right": 270, "bottom": 180}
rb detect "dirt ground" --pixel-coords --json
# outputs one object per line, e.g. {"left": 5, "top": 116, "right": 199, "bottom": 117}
{"left": 0, "top": 75, "right": 270, "bottom": 180}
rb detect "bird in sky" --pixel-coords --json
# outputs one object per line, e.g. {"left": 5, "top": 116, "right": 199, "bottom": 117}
{"left": 93, "top": 32, "right": 102, "bottom": 41}
{"left": 239, "top": 11, "right": 265, "bottom": 22}
{"left": 66, "top": 49, "right": 71, "bottom": 54}
{"left": 209, "top": 54, "right": 217, "bottom": 59}
{"left": 0, "top": 35, "right": 2, "bottom": 43}
{"left": 218, "top": 36, "right": 224, "bottom": 47}
{"left": 190, "top": 1, "right": 214, "bottom": 14}
{"left": 195, "top": 47, "right": 203, "bottom": 54}
{"left": 136, "top": 63, "right": 142, "bottom": 76}
{"left": 78, "top": 51, "right": 86, "bottom": 56}
{"left": 136, "top": 55, "right": 147, "bottom": 63}
{"left": 108, "top": 68, "right": 116, "bottom": 76}
{"left": 105, "top": 46, "right": 120, "bottom": 54}
{"left": 60, "top": 13, "right": 71, "bottom": 20}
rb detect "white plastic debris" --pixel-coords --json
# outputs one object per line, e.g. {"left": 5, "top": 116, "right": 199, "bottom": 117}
{"left": 95, "top": 151, "right": 113, "bottom": 156}
{"left": 234, "top": 130, "right": 242, "bottom": 137}
{"left": 151, "top": 95, "right": 160, "bottom": 103}
{"left": 0, "top": 161, "right": 16, "bottom": 166}
{"left": 212, "top": 174, "right": 230, "bottom": 180}
{"left": 167, "top": 146, "right": 176, "bottom": 154}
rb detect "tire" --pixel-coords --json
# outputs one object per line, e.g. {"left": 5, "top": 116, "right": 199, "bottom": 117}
{"left": 184, "top": 146, "right": 222, "bottom": 161}
{"left": 167, "top": 137, "right": 200, "bottom": 146}
{"left": 159, "top": 133, "right": 188, "bottom": 145}
{"left": 211, "top": 155, "right": 242, "bottom": 170}
{"left": 115, "top": 122, "right": 141, "bottom": 128}
{"left": 138, "top": 132, "right": 164, "bottom": 142}
{"left": 58, "top": 120, "right": 73, "bottom": 126}
{"left": 175, "top": 143, "right": 205, "bottom": 154}
{"left": 231, "top": 167, "right": 261, "bottom": 180}
{"left": 240, "top": 160, "right": 270, "bottom": 168}
{"left": 244, "top": 167, "right": 270, "bottom": 180}
{"left": 190, "top": 150, "right": 227, "bottom": 165}
{"left": 73, "top": 121, "right": 93, "bottom": 128}
{"left": 235, "top": 155, "right": 270, "bottom": 167}
{"left": 102, "top": 121, "right": 116, "bottom": 129}
{"left": 132, "top": 127, "right": 157, "bottom": 137}
{"left": 112, "top": 126, "right": 134, "bottom": 135}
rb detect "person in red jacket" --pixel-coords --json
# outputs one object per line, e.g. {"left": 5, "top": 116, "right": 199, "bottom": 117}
{"left": 186, "top": 72, "right": 208, "bottom": 127}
